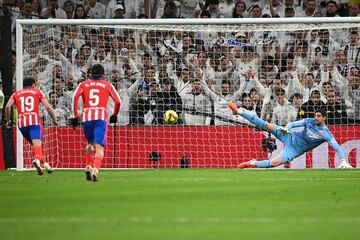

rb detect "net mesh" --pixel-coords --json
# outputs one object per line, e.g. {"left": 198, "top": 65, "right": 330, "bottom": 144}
{"left": 19, "top": 21, "right": 360, "bottom": 169}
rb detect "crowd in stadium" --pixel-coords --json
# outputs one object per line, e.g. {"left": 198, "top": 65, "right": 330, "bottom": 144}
{"left": 0, "top": 0, "right": 360, "bottom": 126}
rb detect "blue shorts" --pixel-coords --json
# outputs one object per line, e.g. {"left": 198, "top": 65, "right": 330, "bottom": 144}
{"left": 19, "top": 125, "right": 42, "bottom": 144}
{"left": 271, "top": 125, "right": 303, "bottom": 163}
{"left": 82, "top": 120, "right": 107, "bottom": 146}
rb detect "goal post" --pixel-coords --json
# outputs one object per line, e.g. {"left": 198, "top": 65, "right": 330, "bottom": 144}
{"left": 15, "top": 17, "right": 360, "bottom": 170}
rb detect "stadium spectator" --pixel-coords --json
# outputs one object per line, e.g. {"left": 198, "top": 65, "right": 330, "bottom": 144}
{"left": 286, "top": 72, "right": 319, "bottom": 103}
{"left": 262, "top": 0, "right": 285, "bottom": 17}
{"left": 32, "top": 0, "right": 42, "bottom": 15}
{"left": 161, "top": 1, "right": 180, "bottom": 18}
{"left": 63, "top": 0, "right": 74, "bottom": 18}
{"left": 297, "top": 89, "right": 326, "bottom": 119}
{"left": 41, "top": 0, "right": 67, "bottom": 18}
{"left": 312, "top": 28, "right": 341, "bottom": 61}
{"left": 18, "top": 0, "right": 39, "bottom": 19}
{"left": 219, "top": 0, "right": 235, "bottom": 18}
{"left": 45, "top": 91, "right": 70, "bottom": 126}
{"left": 344, "top": 73, "right": 360, "bottom": 122}
{"left": 261, "top": 78, "right": 284, "bottom": 122}
{"left": 325, "top": 89, "right": 349, "bottom": 125}
{"left": 284, "top": 6, "right": 295, "bottom": 17}
{"left": 85, "top": 0, "right": 106, "bottom": 19}
{"left": 202, "top": 79, "right": 242, "bottom": 125}
{"left": 289, "top": 92, "right": 303, "bottom": 118}
{"left": 182, "top": 79, "right": 212, "bottom": 125}
{"left": 343, "top": 30, "right": 360, "bottom": 68}
{"left": 325, "top": 0, "right": 339, "bottom": 17}
{"left": 271, "top": 88, "right": 296, "bottom": 126}
{"left": 73, "top": 4, "right": 87, "bottom": 19}
{"left": 159, "top": 78, "right": 183, "bottom": 124}
{"left": 249, "top": 88, "right": 263, "bottom": 117}
{"left": 232, "top": 1, "right": 248, "bottom": 18}
{"left": 349, "top": 3, "right": 360, "bottom": 17}
{"left": 299, "top": 0, "right": 317, "bottom": 17}
{"left": 200, "top": 10, "right": 211, "bottom": 18}
{"left": 113, "top": 4, "right": 125, "bottom": 19}
{"left": 106, "top": 0, "right": 138, "bottom": 19}
{"left": 205, "top": 0, "right": 225, "bottom": 18}
{"left": 147, "top": 81, "right": 166, "bottom": 125}
{"left": 249, "top": 4, "right": 262, "bottom": 18}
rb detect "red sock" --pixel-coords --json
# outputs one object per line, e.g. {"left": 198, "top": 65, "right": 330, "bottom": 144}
{"left": 93, "top": 157, "right": 102, "bottom": 169}
{"left": 84, "top": 154, "right": 94, "bottom": 166}
{"left": 32, "top": 145, "right": 44, "bottom": 164}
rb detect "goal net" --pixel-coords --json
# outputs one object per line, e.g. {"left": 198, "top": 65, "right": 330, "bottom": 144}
{"left": 16, "top": 18, "right": 360, "bottom": 170}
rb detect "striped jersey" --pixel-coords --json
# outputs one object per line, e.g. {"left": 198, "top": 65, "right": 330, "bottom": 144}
{"left": 10, "top": 87, "right": 45, "bottom": 128}
{"left": 72, "top": 79, "right": 121, "bottom": 122}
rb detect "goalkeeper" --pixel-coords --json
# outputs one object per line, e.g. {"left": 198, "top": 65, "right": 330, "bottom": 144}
{"left": 228, "top": 102, "right": 353, "bottom": 169}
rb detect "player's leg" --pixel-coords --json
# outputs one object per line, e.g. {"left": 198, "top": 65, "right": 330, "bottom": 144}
{"left": 92, "top": 144, "right": 104, "bottom": 182}
{"left": 91, "top": 120, "right": 107, "bottom": 182}
{"left": 239, "top": 155, "right": 284, "bottom": 168}
{"left": 28, "top": 125, "right": 53, "bottom": 174}
{"left": 228, "top": 102, "right": 289, "bottom": 142}
{"left": 82, "top": 121, "right": 96, "bottom": 181}
{"left": 84, "top": 143, "right": 95, "bottom": 181}
{"left": 239, "top": 146, "right": 298, "bottom": 168}
{"left": 20, "top": 126, "right": 44, "bottom": 175}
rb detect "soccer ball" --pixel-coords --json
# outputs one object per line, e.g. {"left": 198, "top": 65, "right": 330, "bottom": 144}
{"left": 164, "top": 110, "right": 179, "bottom": 124}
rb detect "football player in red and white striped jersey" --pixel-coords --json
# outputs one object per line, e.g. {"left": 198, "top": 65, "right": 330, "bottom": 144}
{"left": 5, "top": 77, "right": 59, "bottom": 175}
{"left": 72, "top": 64, "right": 121, "bottom": 181}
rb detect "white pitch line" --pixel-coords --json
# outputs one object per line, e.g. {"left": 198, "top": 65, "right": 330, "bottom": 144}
{"left": 0, "top": 177, "right": 359, "bottom": 184}
{"left": 0, "top": 217, "right": 360, "bottom": 224}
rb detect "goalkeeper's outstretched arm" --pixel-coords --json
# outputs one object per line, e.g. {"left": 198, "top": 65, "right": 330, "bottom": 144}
{"left": 285, "top": 119, "right": 306, "bottom": 130}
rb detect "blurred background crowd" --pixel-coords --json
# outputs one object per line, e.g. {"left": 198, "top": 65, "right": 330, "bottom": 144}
{"left": 0, "top": 0, "right": 359, "bottom": 126}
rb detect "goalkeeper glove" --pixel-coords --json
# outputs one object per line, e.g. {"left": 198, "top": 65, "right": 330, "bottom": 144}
{"left": 70, "top": 117, "right": 79, "bottom": 128}
{"left": 109, "top": 115, "right": 118, "bottom": 124}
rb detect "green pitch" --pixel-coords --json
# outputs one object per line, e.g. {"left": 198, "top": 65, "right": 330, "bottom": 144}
{"left": 0, "top": 169, "right": 359, "bottom": 240}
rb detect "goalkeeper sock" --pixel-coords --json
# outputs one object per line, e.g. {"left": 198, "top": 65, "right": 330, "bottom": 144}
{"left": 252, "top": 160, "right": 272, "bottom": 168}
{"left": 32, "top": 145, "right": 44, "bottom": 164}
{"left": 93, "top": 157, "right": 102, "bottom": 169}
{"left": 240, "top": 111, "right": 267, "bottom": 129}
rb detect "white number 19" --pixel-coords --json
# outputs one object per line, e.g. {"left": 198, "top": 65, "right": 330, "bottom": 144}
{"left": 19, "top": 96, "right": 35, "bottom": 112}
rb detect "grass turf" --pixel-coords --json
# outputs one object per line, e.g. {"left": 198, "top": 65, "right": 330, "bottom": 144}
{"left": 0, "top": 169, "right": 359, "bottom": 240}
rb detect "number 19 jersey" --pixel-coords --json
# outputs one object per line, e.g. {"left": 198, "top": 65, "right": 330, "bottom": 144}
{"left": 72, "top": 80, "right": 121, "bottom": 122}
{"left": 9, "top": 87, "right": 45, "bottom": 128}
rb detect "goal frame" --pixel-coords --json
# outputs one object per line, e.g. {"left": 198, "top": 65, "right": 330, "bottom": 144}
{"left": 15, "top": 17, "right": 360, "bottom": 171}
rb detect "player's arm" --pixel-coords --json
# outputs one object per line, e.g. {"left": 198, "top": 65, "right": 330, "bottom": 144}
{"left": 41, "top": 98, "right": 59, "bottom": 126}
{"left": 109, "top": 84, "right": 121, "bottom": 124}
{"left": 285, "top": 119, "right": 307, "bottom": 130}
{"left": 72, "top": 84, "right": 83, "bottom": 119}
{"left": 5, "top": 97, "right": 15, "bottom": 128}
{"left": 326, "top": 134, "right": 346, "bottom": 161}
{"left": 71, "top": 84, "right": 83, "bottom": 127}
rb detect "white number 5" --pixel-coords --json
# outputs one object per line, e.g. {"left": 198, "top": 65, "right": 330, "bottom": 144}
{"left": 89, "top": 89, "right": 100, "bottom": 106}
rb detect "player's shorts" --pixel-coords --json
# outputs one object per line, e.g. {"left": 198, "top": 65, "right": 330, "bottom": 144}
{"left": 19, "top": 125, "right": 42, "bottom": 144}
{"left": 271, "top": 125, "right": 303, "bottom": 163}
{"left": 82, "top": 120, "right": 107, "bottom": 146}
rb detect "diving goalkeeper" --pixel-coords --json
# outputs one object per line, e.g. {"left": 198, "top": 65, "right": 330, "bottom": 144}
{"left": 228, "top": 102, "right": 353, "bottom": 169}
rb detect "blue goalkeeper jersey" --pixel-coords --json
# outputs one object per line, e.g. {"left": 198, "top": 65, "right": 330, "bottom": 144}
{"left": 285, "top": 118, "right": 345, "bottom": 158}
